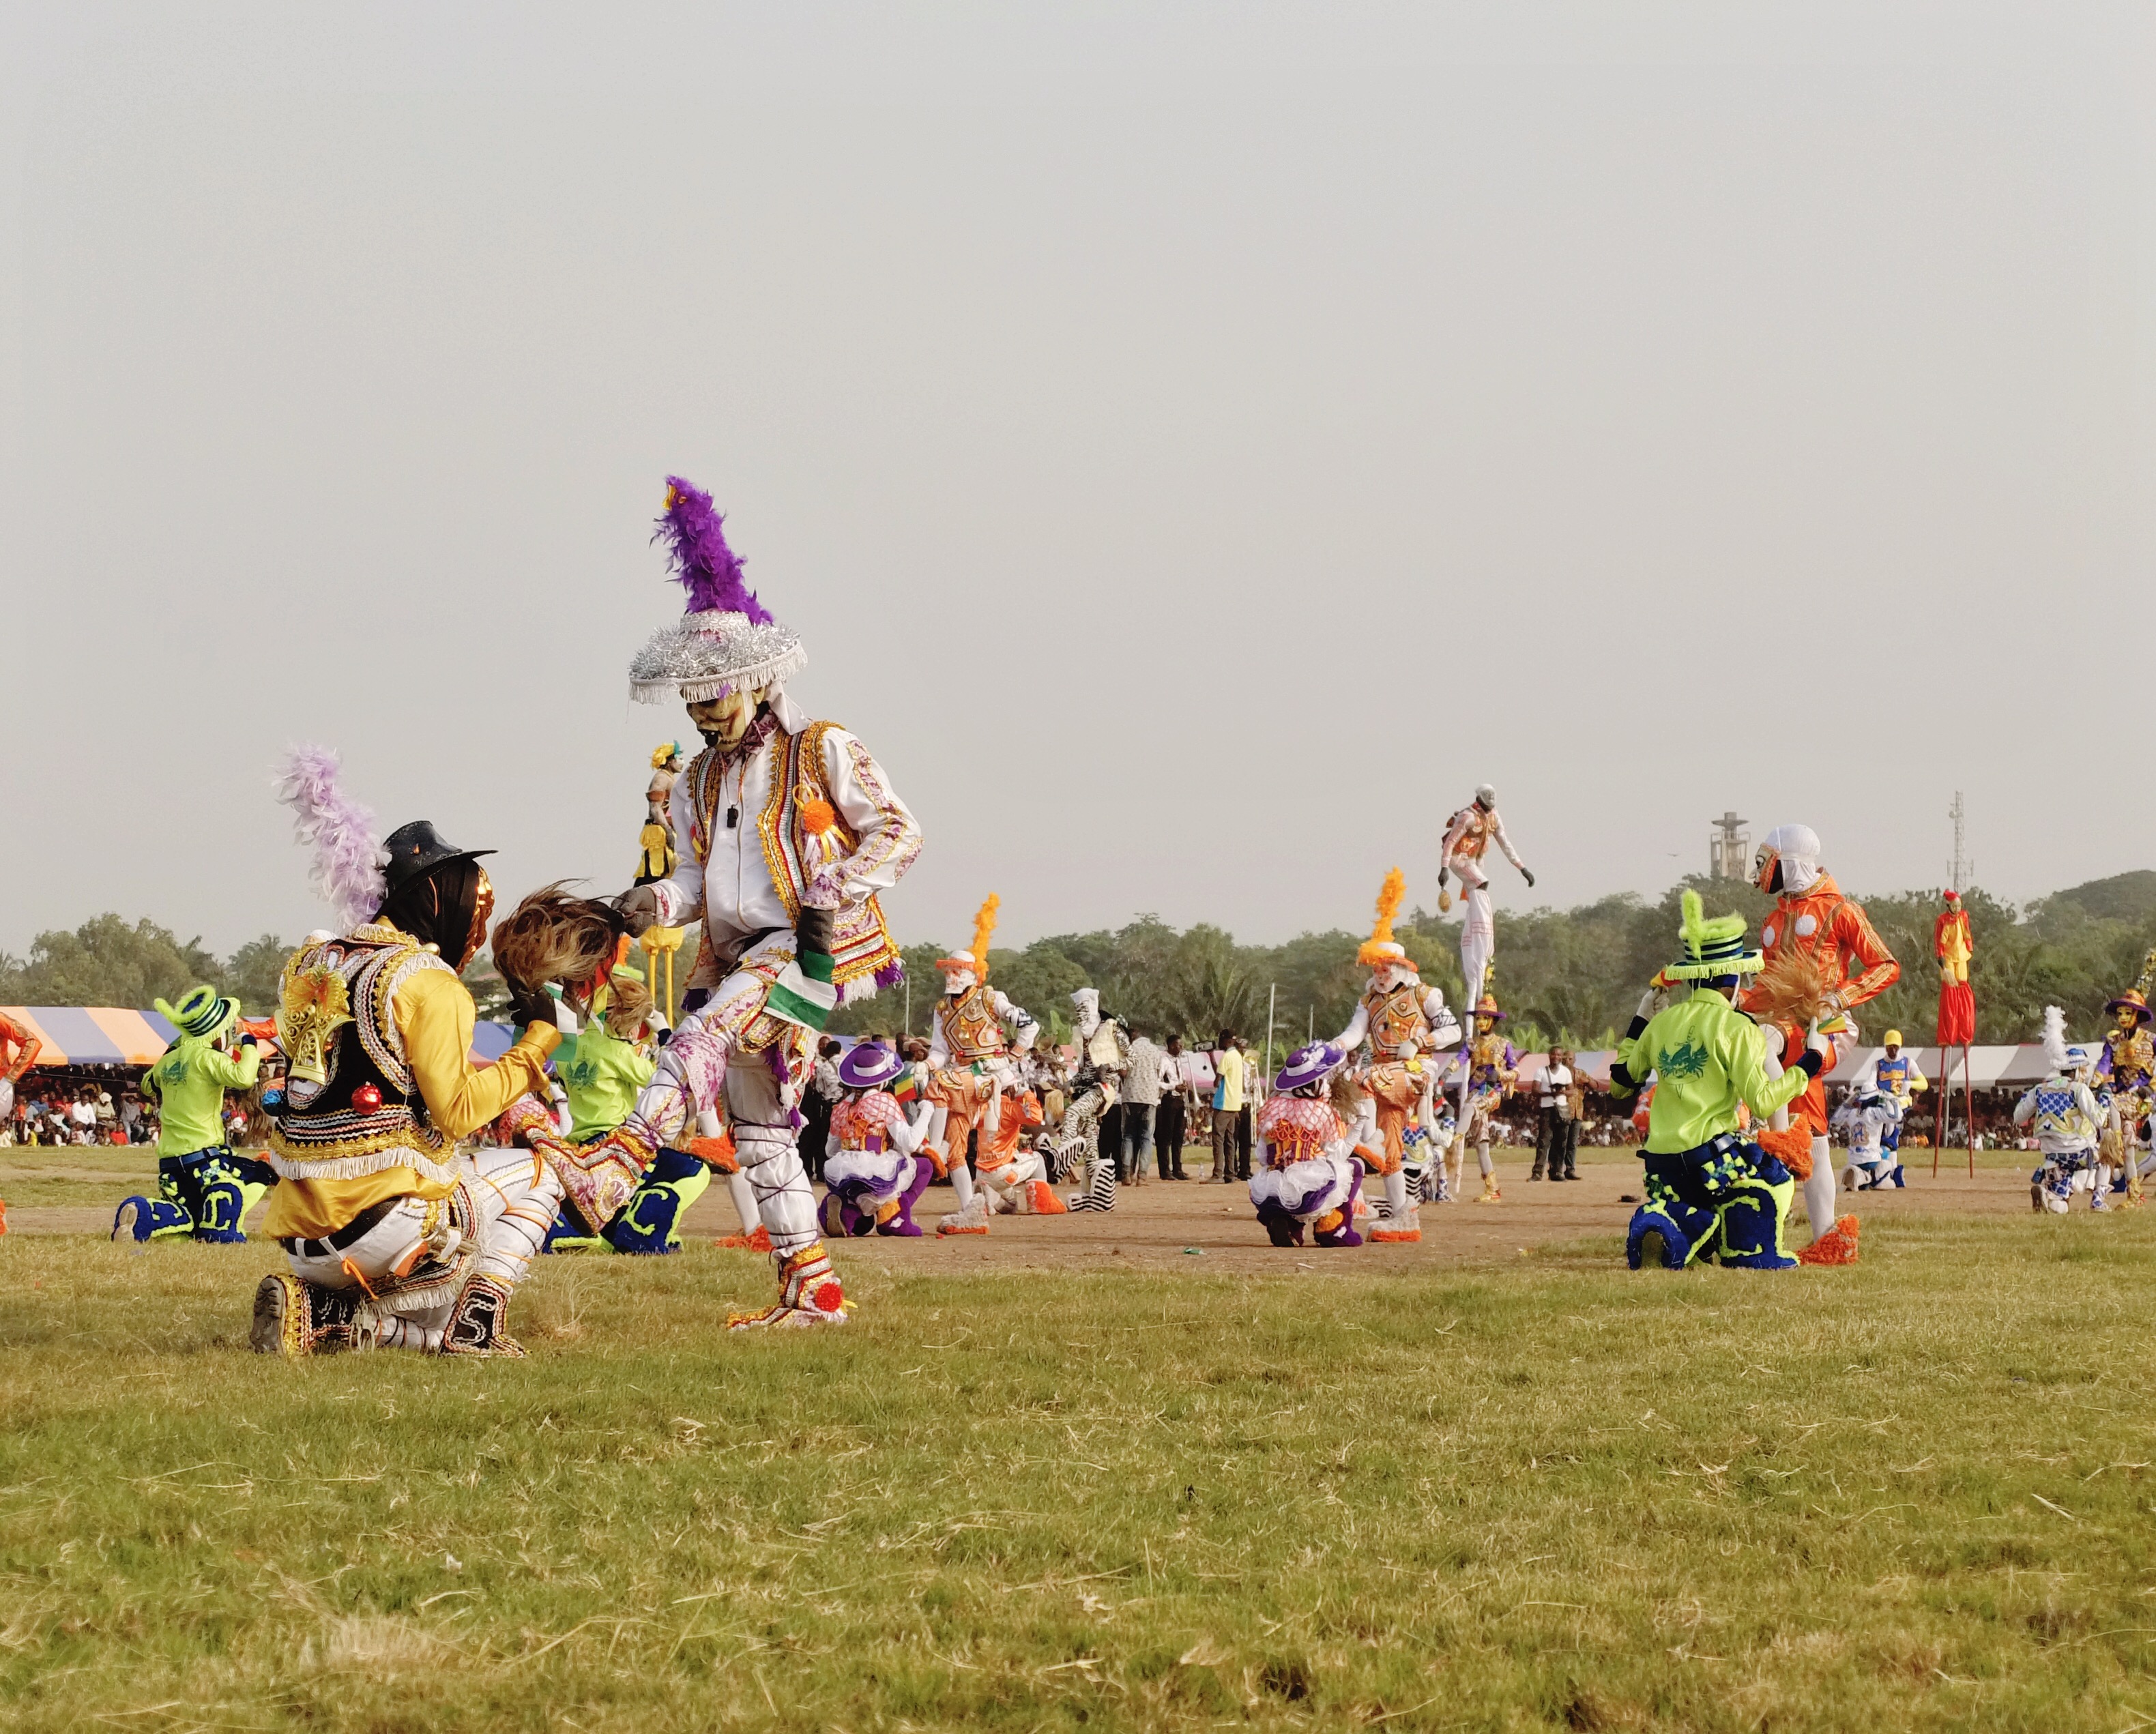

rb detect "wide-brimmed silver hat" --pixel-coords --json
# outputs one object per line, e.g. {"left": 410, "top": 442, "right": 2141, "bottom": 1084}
{"left": 627, "top": 477, "right": 808, "bottom": 705}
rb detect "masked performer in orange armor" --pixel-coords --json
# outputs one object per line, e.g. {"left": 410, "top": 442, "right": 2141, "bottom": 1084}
{"left": 0, "top": 1011, "right": 42, "bottom": 1130}
{"left": 1329, "top": 870, "right": 1461, "bottom": 1240}
{"left": 923, "top": 896, "right": 1040, "bottom": 1235}
{"left": 1438, "top": 784, "right": 1535, "bottom": 1014}
{"left": 608, "top": 479, "right": 922, "bottom": 1326}
{"left": 1739, "top": 823, "right": 1899, "bottom": 1258}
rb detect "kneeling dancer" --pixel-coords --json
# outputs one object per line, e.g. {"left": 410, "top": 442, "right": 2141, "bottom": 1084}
{"left": 115, "top": 985, "right": 271, "bottom": 1244}
{"left": 1610, "top": 892, "right": 1828, "bottom": 1271}
{"left": 604, "top": 478, "right": 921, "bottom": 1325}
{"left": 1250, "top": 1042, "right": 1366, "bottom": 1248}
{"left": 819, "top": 1042, "right": 936, "bottom": 1237}
{"left": 250, "top": 777, "right": 565, "bottom": 1357}
{"left": 2017, "top": 1008, "right": 2109, "bottom": 1214}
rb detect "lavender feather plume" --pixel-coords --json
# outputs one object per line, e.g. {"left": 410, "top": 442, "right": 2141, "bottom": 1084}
{"left": 274, "top": 746, "right": 385, "bottom": 929}
{"left": 654, "top": 476, "right": 771, "bottom": 623}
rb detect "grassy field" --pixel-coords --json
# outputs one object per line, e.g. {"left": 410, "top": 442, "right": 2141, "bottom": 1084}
{"left": 1, "top": 1206, "right": 2153, "bottom": 1732}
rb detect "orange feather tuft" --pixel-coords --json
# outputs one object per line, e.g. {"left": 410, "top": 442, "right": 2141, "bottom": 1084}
{"left": 1356, "top": 867, "right": 1408, "bottom": 967}
{"left": 970, "top": 894, "right": 1000, "bottom": 977}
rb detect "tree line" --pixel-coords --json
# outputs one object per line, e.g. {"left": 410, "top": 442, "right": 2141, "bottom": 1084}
{"left": 8, "top": 871, "right": 2155, "bottom": 1055}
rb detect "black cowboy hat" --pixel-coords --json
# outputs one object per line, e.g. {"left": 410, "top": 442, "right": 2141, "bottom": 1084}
{"left": 380, "top": 820, "right": 495, "bottom": 897}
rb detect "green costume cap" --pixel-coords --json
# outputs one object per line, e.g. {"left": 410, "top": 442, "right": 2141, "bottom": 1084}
{"left": 1665, "top": 889, "right": 1764, "bottom": 980}
{"left": 155, "top": 984, "right": 239, "bottom": 1042}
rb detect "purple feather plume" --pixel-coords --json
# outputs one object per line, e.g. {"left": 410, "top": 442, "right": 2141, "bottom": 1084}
{"left": 274, "top": 746, "right": 385, "bottom": 929}
{"left": 654, "top": 476, "right": 771, "bottom": 623}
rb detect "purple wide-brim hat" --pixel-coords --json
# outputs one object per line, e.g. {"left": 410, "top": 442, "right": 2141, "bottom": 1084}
{"left": 1274, "top": 1041, "right": 1345, "bottom": 1094}
{"left": 839, "top": 1042, "right": 904, "bottom": 1090}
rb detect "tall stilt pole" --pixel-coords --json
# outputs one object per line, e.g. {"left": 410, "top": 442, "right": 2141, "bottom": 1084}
{"left": 1964, "top": 1041, "right": 1976, "bottom": 1177}
{"left": 1932, "top": 1043, "right": 1944, "bottom": 1179}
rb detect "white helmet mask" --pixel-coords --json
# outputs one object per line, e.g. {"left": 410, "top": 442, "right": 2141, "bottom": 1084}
{"left": 1070, "top": 987, "right": 1101, "bottom": 1039}
{"left": 939, "top": 964, "right": 978, "bottom": 996}
{"left": 1475, "top": 783, "right": 1497, "bottom": 809}
{"left": 1755, "top": 823, "right": 1824, "bottom": 896}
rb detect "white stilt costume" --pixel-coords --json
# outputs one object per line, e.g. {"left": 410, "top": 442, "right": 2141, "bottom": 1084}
{"left": 1438, "top": 784, "right": 1534, "bottom": 1014}
{"left": 607, "top": 477, "right": 922, "bottom": 1327}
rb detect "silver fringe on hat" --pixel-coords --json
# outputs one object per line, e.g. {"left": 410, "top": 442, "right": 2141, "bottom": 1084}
{"left": 628, "top": 609, "right": 808, "bottom": 705}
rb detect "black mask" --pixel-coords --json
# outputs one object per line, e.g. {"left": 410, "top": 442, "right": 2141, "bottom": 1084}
{"left": 377, "top": 859, "right": 491, "bottom": 970}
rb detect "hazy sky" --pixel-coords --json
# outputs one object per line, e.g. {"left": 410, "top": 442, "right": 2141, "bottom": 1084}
{"left": 3, "top": 4, "right": 2151, "bottom": 960}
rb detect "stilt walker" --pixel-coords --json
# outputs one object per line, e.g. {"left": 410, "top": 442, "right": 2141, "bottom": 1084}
{"left": 1933, "top": 887, "right": 1976, "bottom": 1175}
{"left": 603, "top": 478, "right": 923, "bottom": 1327}
{"left": 1437, "top": 784, "right": 1534, "bottom": 1015}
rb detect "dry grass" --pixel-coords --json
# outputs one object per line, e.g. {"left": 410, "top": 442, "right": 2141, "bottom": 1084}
{"left": 1, "top": 1208, "right": 2153, "bottom": 1731}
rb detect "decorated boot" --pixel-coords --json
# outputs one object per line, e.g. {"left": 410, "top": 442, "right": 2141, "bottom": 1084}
{"left": 439, "top": 1273, "right": 526, "bottom": 1358}
{"left": 1625, "top": 1205, "right": 1692, "bottom": 1271}
{"left": 1795, "top": 1213, "right": 1862, "bottom": 1265}
{"left": 1476, "top": 1171, "right": 1503, "bottom": 1204}
{"left": 602, "top": 1145, "right": 712, "bottom": 1254}
{"left": 819, "top": 1189, "right": 870, "bottom": 1238}
{"left": 937, "top": 1192, "right": 992, "bottom": 1235}
{"left": 112, "top": 1196, "right": 192, "bottom": 1243}
{"left": 1025, "top": 1177, "right": 1066, "bottom": 1215}
{"left": 727, "top": 1241, "right": 849, "bottom": 1329}
{"left": 542, "top": 1209, "right": 604, "bottom": 1253}
{"left": 1257, "top": 1200, "right": 1305, "bottom": 1247}
{"left": 1715, "top": 1177, "right": 1798, "bottom": 1269}
{"left": 249, "top": 1272, "right": 379, "bottom": 1357}
{"left": 716, "top": 1223, "right": 774, "bottom": 1252}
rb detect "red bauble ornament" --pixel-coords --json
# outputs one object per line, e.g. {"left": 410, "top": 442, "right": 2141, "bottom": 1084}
{"left": 351, "top": 1083, "right": 382, "bottom": 1113}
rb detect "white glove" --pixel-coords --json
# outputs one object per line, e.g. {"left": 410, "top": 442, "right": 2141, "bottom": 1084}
{"left": 1635, "top": 987, "right": 1660, "bottom": 1023}
{"left": 1805, "top": 1020, "right": 1833, "bottom": 1062}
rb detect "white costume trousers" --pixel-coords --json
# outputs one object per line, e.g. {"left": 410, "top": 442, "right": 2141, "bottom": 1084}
{"left": 288, "top": 1147, "right": 561, "bottom": 1353}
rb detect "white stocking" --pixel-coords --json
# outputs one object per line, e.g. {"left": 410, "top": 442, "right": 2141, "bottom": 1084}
{"left": 1803, "top": 1134, "right": 1835, "bottom": 1239}
{"left": 949, "top": 1160, "right": 977, "bottom": 1211}
{"left": 1384, "top": 1168, "right": 1410, "bottom": 1221}
{"left": 1477, "top": 1141, "right": 1494, "bottom": 1177}
{"left": 727, "top": 1169, "right": 758, "bottom": 1235}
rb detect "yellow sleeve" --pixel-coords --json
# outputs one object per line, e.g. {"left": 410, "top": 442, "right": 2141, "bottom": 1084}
{"left": 197, "top": 1044, "right": 264, "bottom": 1090}
{"left": 392, "top": 966, "right": 560, "bottom": 1141}
{"left": 1725, "top": 1014, "right": 1807, "bottom": 1123}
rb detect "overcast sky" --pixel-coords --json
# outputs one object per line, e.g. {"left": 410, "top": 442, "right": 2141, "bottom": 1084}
{"left": 3, "top": 3, "right": 2151, "bottom": 960}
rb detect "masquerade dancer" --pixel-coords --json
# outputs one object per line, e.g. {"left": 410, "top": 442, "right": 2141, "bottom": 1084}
{"left": 1060, "top": 988, "right": 1131, "bottom": 1211}
{"left": 1612, "top": 892, "right": 1828, "bottom": 1269}
{"left": 607, "top": 479, "right": 921, "bottom": 1326}
{"left": 1330, "top": 869, "right": 1459, "bottom": 1240}
{"left": 2017, "top": 1008, "right": 2110, "bottom": 1214}
{"left": 923, "top": 896, "right": 1040, "bottom": 1235}
{"left": 819, "top": 1042, "right": 937, "bottom": 1237}
{"left": 1437, "top": 784, "right": 1534, "bottom": 1014}
{"left": 1738, "top": 824, "right": 1899, "bottom": 1261}
{"left": 1250, "top": 1042, "right": 1367, "bottom": 1248}
{"left": 113, "top": 986, "right": 271, "bottom": 1244}
{"left": 249, "top": 754, "right": 566, "bottom": 1357}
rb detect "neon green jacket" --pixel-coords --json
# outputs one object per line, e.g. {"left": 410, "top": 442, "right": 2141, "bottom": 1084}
{"left": 143, "top": 1037, "right": 262, "bottom": 1156}
{"left": 554, "top": 1023, "right": 657, "bottom": 1142}
{"left": 1614, "top": 988, "right": 1809, "bottom": 1154}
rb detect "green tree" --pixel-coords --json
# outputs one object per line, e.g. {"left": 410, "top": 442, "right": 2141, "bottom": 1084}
{"left": 0, "top": 915, "right": 227, "bottom": 1012}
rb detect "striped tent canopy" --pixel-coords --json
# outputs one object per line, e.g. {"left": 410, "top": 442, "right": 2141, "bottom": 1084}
{"left": 3, "top": 1006, "right": 179, "bottom": 1067}
{"left": 8, "top": 1007, "right": 527, "bottom": 1070}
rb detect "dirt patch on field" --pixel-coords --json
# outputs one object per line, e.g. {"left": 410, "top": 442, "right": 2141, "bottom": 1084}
{"left": 2, "top": 1149, "right": 2053, "bottom": 1266}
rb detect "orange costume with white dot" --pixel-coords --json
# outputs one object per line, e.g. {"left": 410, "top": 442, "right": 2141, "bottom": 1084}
{"left": 1740, "top": 872, "right": 1899, "bottom": 1138}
